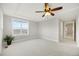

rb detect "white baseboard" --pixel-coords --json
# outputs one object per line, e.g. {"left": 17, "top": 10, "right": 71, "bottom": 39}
{"left": 40, "top": 35, "right": 59, "bottom": 42}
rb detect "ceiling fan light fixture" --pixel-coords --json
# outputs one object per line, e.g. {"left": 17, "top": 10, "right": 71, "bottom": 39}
{"left": 35, "top": 3, "right": 63, "bottom": 17}
{"left": 45, "top": 12, "right": 50, "bottom": 16}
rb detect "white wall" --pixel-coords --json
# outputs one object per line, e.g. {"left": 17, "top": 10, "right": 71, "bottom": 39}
{"left": 3, "top": 15, "right": 38, "bottom": 42}
{"left": 38, "top": 18, "right": 59, "bottom": 42}
{"left": 59, "top": 20, "right": 64, "bottom": 42}
{"left": 0, "top": 8, "right": 3, "bottom": 55}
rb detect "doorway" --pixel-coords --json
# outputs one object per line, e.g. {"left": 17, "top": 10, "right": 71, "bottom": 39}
{"left": 59, "top": 20, "right": 76, "bottom": 43}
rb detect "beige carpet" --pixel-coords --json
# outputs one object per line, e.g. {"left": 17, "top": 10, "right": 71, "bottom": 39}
{"left": 2, "top": 39, "right": 79, "bottom": 56}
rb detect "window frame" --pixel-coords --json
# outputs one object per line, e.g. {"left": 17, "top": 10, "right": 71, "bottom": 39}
{"left": 11, "top": 17, "right": 29, "bottom": 36}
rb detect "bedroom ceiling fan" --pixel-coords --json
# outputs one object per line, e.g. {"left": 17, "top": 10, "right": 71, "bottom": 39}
{"left": 35, "top": 3, "right": 63, "bottom": 17}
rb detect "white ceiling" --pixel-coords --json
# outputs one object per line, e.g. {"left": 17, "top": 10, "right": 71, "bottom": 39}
{"left": 0, "top": 3, "right": 79, "bottom": 21}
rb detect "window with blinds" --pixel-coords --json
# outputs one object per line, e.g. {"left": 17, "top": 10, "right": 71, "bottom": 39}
{"left": 12, "top": 18, "right": 29, "bottom": 36}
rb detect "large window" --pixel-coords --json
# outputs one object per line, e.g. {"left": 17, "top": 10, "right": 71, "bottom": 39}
{"left": 12, "top": 18, "right": 29, "bottom": 36}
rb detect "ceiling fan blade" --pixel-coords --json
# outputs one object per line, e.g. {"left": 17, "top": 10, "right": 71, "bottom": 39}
{"left": 51, "top": 7, "right": 63, "bottom": 11}
{"left": 42, "top": 14, "right": 45, "bottom": 17}
{"left": 50, "top": 13, "right": 55, "bottom": 16}
{"left": 36, "top": 11, "right": 44, "bottom": 13}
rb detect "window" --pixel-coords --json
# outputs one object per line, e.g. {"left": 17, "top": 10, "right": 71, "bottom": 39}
{"left": 12, "top": 18, "right": 29, "bottom": 36}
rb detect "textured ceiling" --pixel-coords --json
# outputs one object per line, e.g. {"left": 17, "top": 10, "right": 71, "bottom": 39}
{"left": 0, "top": 3, "right": 79, "bottom": 21}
